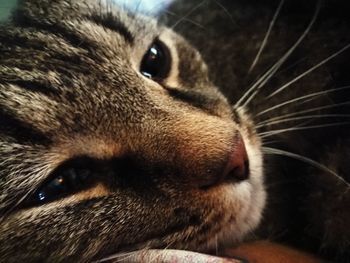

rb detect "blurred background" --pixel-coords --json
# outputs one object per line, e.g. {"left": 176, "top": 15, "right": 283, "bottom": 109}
{"left": 114, "top": 0, "right": 173, "bottom": 15}
{"left": 0, "top": 0, "right": 173, "bottom": 21}
{"left": 0, "top": 0, "right": 18, "bottom": 21}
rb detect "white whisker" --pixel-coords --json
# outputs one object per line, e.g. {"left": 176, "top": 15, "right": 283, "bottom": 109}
{"left": 212, "top": 0, "right": 238, "bottom": 27}
{"left": 256, "top": 85, "right": 350, "bottom": 117}
{"left": 236, "top": 1, "right": 321, "bottom": 108}
{"left": 256, "top": 114, "right": 350, "bottom": 128}
{"left": 171, "top": 0, "right": 207, "bottom": 29}
{"left": 267, "top": 43, "right": 350, "bottom": 99}
{"left": 163, "top": 10, "right": 205, "bottom": 29}
{"left": 260, "top": 101, "right": 350, "bottom": 124}
{"left": 149, "top": 240, "right": 177, "bottom": 263}
{"left": 273, "top": 56, "right": 308, "bottom": 78}
{"left": 248, "top": 0, "right": 285, "bottom": 73}
{"left": 262, "top": 146, "right": 350, "bottom": 187}
{"left": 259, "top": 122, "right": 350, "bottom": 138}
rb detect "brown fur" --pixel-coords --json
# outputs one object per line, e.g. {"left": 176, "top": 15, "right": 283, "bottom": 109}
{"left": 1, "top": 0, "right": 350, "bottom": 262}
{"left": 0, "top": 0, "right": 264, "bottom": 262}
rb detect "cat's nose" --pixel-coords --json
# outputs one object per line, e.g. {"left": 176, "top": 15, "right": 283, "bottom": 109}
{"left": 199, "top": 133, "right": 249, "bottom": 189}
{"left": 223, "top": 133, "right": 249, "bottom": 182}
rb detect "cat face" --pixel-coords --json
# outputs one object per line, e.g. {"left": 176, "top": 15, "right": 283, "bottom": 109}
{"left": 0, "top": 0, "right": 264, "bottom": 261}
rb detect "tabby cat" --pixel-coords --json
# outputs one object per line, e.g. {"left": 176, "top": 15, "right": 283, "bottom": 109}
{"left": 0, "top": 0, "right": 349, "bottom": 262}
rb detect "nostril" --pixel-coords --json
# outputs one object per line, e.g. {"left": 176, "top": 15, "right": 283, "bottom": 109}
{"left": 200, "top": 132, "right": 250, "bottom": 190}
{"left": 224, "top": 133, "right": 249, "bottom": 182}
{"left": 227, "top": 159, "right": 249, "bottom": 181}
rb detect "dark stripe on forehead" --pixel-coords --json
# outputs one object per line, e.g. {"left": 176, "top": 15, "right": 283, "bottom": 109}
{"left": 10, "top": 2, "right": 134, "bottom": 57}
{"left": 0, "top": 109, "right": 52, "bottom": 146}
{"left": 0, "top": 79, "right": 61, "bottom": 97}
{"left": 166, "top": 87, "right": 223, "bottom": 117}
{"left": 89, "top": 13, "right": 134, "bottom": 44}
{"left": 11, "top": 13, "right": 99, "bottom": 53}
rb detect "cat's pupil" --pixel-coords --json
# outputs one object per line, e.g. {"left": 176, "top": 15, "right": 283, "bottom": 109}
{"left": 32, "top": 168, "right": 92, "bottom": 205}
{"left": 140, "top": 41, "right": 170, "bottom": 80}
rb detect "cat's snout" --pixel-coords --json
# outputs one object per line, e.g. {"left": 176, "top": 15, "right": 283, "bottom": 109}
{"left": 200, "top": 132, "right": 249, "bottom": 189}
{"left": 223, "top": 133, "right": 249, "bottom": 182}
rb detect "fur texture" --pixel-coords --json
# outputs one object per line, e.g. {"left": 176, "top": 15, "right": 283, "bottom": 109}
{"left": 0, "top": 0, "right": 264, "bottom": 262}
{"left": 0, "top": 0, "right": 349, "bottom": 262}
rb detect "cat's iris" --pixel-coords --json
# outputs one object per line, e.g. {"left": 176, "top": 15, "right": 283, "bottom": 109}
{"left": 33, "top": 168, "right": 91, "bottom": 204}
{"left": 140, "top": 40, "right": 171, "bottom": 80}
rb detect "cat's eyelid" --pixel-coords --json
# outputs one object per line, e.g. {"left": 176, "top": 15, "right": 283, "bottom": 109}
{"left": 23, "top": 183, "right": 110, "bottom": 211}
{"left": 156, "top": 30, "right": 180, "bottom": 87}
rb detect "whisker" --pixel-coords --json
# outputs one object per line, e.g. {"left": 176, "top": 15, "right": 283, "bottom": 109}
{"left": 256, "top": 114, "right": 350, "bottom": 128}
{"left": 235, "top": 0, "right": 321, "bottom": 109}
{"left": 256, "top": 85, "right": 350, "bottom": 117}
{"left": 163, "top": 10, "right": 205, "bottom": 29}
{"left": 149, "top": 249, "right": 162, "bottom": 263}
{"left": 260, "top": 139, "right": 282, "bottom": 146}
{"left": 149, "top": 240, "right": 177, "bottom": 263}
{"left": 235, "top": 57, "right": 278, "bottom": 109}
{"left": 267, "top": 43, "right": 350, "bottom": 99}
{"left": 259, "top": 122, "right": 350, "bottom": 138}
{"left": 259, "top": 101, "right": 350, "bottom": 123}
{"left": 248, "top": 0, "right": 285, "bottom": 73}
{"left": 273, "top": 56, "right": 308, "bottom": 78}
{"left": 171, "top": 0, "right": 207, "bottom": 29}
{"left": 105, "top": 252, "right": 138, "bottom": 262}
{"left": 212, "top": 0, "right": 238, "bottom": 27}
{"left": 262, "top": 146, "right": 350, "bottom": 188}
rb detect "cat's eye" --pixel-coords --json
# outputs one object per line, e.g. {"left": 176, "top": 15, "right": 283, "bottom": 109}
{"left": 34, "top": 169, "right": 91, "bottom": 203}
{"left": 140, "top": 40, "right": 171, "bottom": 80}
{"left": 26, "top": 158, "right": 96, "bottom": 206}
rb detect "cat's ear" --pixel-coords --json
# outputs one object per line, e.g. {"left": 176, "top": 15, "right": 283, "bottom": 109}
{"left": 113, "top": 0, "right": 173, "bottom": 16}
{"left": 0, "top": 0, "right": 18, "bottom": 22}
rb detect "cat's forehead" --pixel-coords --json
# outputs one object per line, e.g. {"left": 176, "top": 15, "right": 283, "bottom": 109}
{"left": 0, "top": 0, "right": 213, "bottom": 149}
{"left": 15, "top": 0, "right": 162, "bottom": 42}
{"left": 87, "top": 0, "right": 162, "bottom": 40}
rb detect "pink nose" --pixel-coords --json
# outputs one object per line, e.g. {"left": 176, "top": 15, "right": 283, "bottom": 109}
{"left": 223, "top": 133, "right": 249, "bottom": 182}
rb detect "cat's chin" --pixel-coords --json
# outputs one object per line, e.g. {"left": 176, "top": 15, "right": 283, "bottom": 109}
{"left": 204, "top": 182, "right": 265, "bottom": 253}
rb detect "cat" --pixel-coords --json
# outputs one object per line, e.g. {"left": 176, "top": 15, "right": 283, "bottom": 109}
{"left": 0, "top": 0, "right": 349, "bottom": 262}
